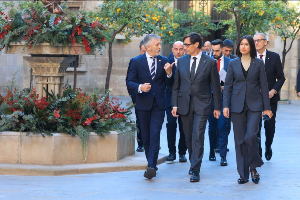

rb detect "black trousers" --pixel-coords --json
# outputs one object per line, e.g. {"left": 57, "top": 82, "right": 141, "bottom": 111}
{"left": 166, "top": 106, "right": 187, "bottom": 155}
{"left": 231, "top": 102, "right": 264, "bottom": 180}
{"left": 181, "top": 100, "right": 209, "bottom": 171}
{"left": 258, "top": 102, "right": 278, "bottom": 152}
{"left": 135, "top": 110, "right": 143, "bottom": 147}
{"left": 137, "top": 98, "right": 165, "bottom": 167}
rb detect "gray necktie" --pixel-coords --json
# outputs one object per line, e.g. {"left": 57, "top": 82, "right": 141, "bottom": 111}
{"left": 190, "top": 57, "right": 197, "bottom": 80}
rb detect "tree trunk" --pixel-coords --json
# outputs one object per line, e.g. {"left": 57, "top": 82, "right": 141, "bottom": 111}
{"left": 234, "top": 10, "right": 241, "bottom": 50}
{"left": 104, "top": 24, "right": 127, "bottom": 98}
{"left": 105, "top": 41, "right": 113, "bottom": 97}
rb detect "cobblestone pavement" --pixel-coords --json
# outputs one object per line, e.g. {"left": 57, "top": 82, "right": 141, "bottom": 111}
{"left": 0, "top": 97, "right": 300, "bottom": 200}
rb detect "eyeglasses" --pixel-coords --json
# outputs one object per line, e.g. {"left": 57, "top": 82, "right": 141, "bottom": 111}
{"left": 183, "top": 43, "right": 193, "bottom": 47}
{"left": 254, "top": 39, "right": 266, "bottom": 43}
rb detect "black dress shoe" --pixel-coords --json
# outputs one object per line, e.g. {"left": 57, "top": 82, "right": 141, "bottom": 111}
{"left": 136, "top": 146, "right": 144, "bottom": 152}
{"left": 238, "top": 178, "right": 249, "bottom": 184}
{"left": 144, "top": 166, "right": 156, "bottom": 179}
{"left": 251, "top": 169, "right": 260, "bottom": 184}
{"left": 265, "top": 147, "right": 272, "bottom": 161}
{"left": 189, "top": 168, "right": 193, "bottom": 175}
{"left": 209, "top": 151, "right": 216, "bottom": 161}
{"left": 190, "top": 170, "right": 200, "bottom": 182}
{"left": 220, "top": 156, "right": 228, "bottom": 166}
{"left": 166, "top": 153, "right": 176, "bottom": 161}
{"left": 179, "top": 155, "right": 187, "bottom": 162}
{"left": 155, "top": 166, "right": 158, "bottom": 171}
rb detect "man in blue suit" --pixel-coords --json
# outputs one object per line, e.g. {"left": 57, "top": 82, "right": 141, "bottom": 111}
{"left": 126, "top": 41, "right": 146, "bottom": 153}
{"left": 165, "top": 41, "right": 187, "bottom": 162}
{"left": 127, "top": 34, "right": 174, "bottom": 179}
{"left": 208, "top": 39, "right": 231, "bottom": 166}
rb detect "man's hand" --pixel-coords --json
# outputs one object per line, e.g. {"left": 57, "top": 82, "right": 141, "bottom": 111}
{"left": 269, "top": 89, "right": 276, "bottom": 99}
{"left": 262, "top": 110, "right": 273, "bottom": 119}
{"left": 213, "top": 110, "right": 220, "bottom": 119}
{"left": 221, "top": 86, "right": 224, "bottom": 91}
{"left": 223, "top": 107, "right": 229, "bottom": 118}
{"left": 298, "top": 92, "right": 300, "bottom": 97}
{"left": 164, "top": 62, "right": 174, "bottom": 76}
{"left": 171, "top": 107, "right": 179, "bottom": 117}
{"left": 140, "top": 83, "right": 151, "bottom": 92}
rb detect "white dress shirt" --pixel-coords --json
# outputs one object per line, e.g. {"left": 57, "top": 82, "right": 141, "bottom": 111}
{"left": 257, "top": 49, "right": 266, "bottom": 64}
{"left": 174, "top": 57, "right": 178, "bottom": 66}
{"left": 190, "top": 51, "right": 202, "bottom": 73}
{"left": 218, "top": 55, "right": 225, "bottom": 71}
{"left": 145, "top": 52, "right": 157, "bottom": 73}
{"left": 138, "top": 52, "right": 172, "bottom": 93}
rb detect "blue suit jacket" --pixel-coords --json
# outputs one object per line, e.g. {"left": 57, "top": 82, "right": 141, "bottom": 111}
{"left": 127, "top": 53, "right": 173, "bottom": 111}
{"left": 223, "top": 56, "right": 231, "bottom": 72}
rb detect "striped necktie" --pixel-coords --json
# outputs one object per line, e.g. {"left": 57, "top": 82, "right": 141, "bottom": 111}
{"left": 150, "top": 57, "right": 155, "bottom": 80}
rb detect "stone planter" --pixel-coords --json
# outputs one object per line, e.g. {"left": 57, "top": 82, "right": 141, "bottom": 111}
{"left": 0, "top": 131, "right": 135, "bottom": 165}
{"left": 6, "top": 43, "right": 93, "bottom": 98}
{"left": 6, "top": 42, "right": 93, "bottom": 55}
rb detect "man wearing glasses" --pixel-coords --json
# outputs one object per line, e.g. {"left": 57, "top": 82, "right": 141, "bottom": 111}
{"left": 171, "top": 32, "right": 222, "bottom": 182}
{"left": 254, "top": 33, "right": 285, "bottom": 161}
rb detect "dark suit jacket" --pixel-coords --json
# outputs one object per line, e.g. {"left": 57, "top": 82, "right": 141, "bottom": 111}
{"left": 126, "top": 58, "right": 137, "bottom": 104}
{"left": 165, "top": 57, "right": 177, "bottom": 108}
{"left": 127, "top": 53, "right": 173, "bottom": 111}
{"left": 263, "top": 50, "right": 285, "bottom": 103}
{"left": 230, "top": 54, "right": 238, "bottom": 59}
{"left": 297, "top": 69, "right": 300, "bottom": 93}
{"left": 223, "top": 57, "right": 271, "bottom": 113}
{"left": 172, "top": 53, "right": 222, "bottom": 116}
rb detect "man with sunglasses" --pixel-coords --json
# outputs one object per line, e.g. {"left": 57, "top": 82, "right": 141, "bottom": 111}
{"left": 172, "top": 32, "right": 222, "bottom": 182}
{"left": 254, "top": 33, "right": 285, "bottom": 161}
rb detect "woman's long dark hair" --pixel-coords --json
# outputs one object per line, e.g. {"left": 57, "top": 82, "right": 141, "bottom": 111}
{"left": 236, "top": 35, "right": 257, "bottom": 58}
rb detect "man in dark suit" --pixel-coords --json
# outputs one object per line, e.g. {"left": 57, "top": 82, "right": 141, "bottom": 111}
{"left": 207, "top": 39, "right": 231, "bottom": 166}
{"left": 172, "top": 32, "right": 222, "bottom": 182}
{"left": 126, "top": 41, "right": 146, "bottom": 152}
{"left": 127, "top": 34, "right": 173, "bottom": 179}
{"left": 297, "top": 69, "right": 300, "bottom": 97}
{"left": 254, "top": 33, "right": 285, "bottom": 161}
{"left": 165, "top": 41, "right": 187, "bottom": 162}
{"left": 204, "top": 41, "right": 213, "bottom": 57}
{"left": 223, "top": 39, "right": 237, "bottom": 59}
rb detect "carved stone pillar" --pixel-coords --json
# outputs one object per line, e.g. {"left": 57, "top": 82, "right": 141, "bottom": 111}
{"left": 23, "top": 57, "right": 75, "bottom": 98}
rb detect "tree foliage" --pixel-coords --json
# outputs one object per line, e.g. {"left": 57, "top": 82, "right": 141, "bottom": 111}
{"left": 270, "top": 1, "right": 300, "bottom": 67}
{"left": 214, "top": 0, "right": 275, "bottom": 44}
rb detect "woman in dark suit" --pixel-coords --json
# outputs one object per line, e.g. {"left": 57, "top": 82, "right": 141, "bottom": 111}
{"left": 223, "top": 35, "right": 273, "bottom": 184}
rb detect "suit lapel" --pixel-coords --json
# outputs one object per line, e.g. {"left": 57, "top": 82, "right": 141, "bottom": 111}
{"left": 141, "top": 54, "right": 152, "bottom": 80}
{"left": 236, "top": 57, "right": 245, "bottom": 80}
{"left": 185, "top": 55, "right": 192, "bottom": 82}
{"left": 192, "top": 54, "right": 207, "bottom": 82}
{"left": 246, "top": 58, "right": 257, "bottom": 80}
{"left": 153, "top": 55, "right": 162, "bottom": 81}
{"left": 265, "top": 50, "right": 271, "bottom": 70}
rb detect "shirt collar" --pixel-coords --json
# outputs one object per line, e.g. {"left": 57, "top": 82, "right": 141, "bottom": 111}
{"left": 191, "top": 51, "right": 202, "bottom": 60}
{"left": 146, "top": 52, "right": 156, "bottom": 59}
{"left": 257, "top": 49, "right": 266, "bottom": 57}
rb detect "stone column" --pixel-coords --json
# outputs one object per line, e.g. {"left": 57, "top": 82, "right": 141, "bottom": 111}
{"left": 23, "top": 57, "right": 75, "bottom": 98}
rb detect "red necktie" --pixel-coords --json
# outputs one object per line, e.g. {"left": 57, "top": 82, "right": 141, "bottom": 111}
{"left": 217, "top": 59, "right": 221, "bottom": 72}
{"left": 259, "top": 55, "right": 263, "bottom": 59}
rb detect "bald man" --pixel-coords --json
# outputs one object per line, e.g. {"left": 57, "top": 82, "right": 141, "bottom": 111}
{"left": 165, "top": 41, "right": 187, "bottom": 162}
{"left": 204, "top": 41, "right": 212, "bottom": 57}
